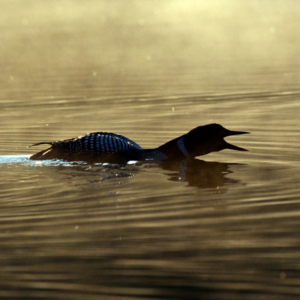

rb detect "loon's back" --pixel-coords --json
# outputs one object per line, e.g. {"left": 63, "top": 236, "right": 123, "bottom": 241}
{"left": 29, "top": 132, "right": 144, "bottom": 163}
{"left": 29, "top": 124, "right": 249, "bottom": 163}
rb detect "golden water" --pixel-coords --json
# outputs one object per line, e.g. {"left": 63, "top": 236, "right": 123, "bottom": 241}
{"left": 1, "top": 1, "right": 300, "bottom": 299}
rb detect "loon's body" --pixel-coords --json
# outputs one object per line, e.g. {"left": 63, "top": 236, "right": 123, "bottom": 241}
{"left": 29, "top": 124, "right": 249, "bottom": 163}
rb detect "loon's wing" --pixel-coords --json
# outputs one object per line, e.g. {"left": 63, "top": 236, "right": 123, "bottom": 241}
{"left": 71, "top": 132, "right": 143, "bottom": 153}
{"left": 108, "top": 133, "right": 143, "bottom": 150}
{"left": 29, "top": 132, "right": 143, "bottom": 161}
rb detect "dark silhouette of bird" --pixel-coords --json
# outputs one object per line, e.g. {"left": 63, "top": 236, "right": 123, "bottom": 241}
{"left": 29, "top": 123, "right": 249, "bottom": 163}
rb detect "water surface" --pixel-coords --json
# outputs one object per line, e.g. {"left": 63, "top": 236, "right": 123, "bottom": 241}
{"left": 1, "top": 1, "right": 300, "bottom": 299}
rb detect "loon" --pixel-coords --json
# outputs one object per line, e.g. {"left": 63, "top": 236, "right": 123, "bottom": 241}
{"left": 29, "top": 123, "right": 249, "bottom": 163}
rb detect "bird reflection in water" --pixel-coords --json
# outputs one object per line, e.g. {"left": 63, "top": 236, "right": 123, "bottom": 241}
{"left": 160, "top": 158, "right": 243, "bottom": 189}
{"left": 47, "top": 157, "right": 244, "bottom": 190}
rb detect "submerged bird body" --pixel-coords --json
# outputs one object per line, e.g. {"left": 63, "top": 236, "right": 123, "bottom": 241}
{"left": 29, "top": 124, "right": 249, "bottom": 163}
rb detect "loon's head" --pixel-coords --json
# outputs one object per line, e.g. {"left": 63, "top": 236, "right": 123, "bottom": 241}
{"left": 184, "top": 123, "right": 249, "bottom": 157}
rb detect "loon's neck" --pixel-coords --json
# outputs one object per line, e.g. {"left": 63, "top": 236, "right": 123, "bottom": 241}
{"left": 125, "top": 133, "right": 191, "bottom": 161}
{"left": 154, "top": 134, "right": 189, "bottom": 160}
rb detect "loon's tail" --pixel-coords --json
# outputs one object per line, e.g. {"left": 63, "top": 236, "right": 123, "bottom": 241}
{"left": 28, "top": 142, "right": 59, "bottom": 160}
{"left": 29, "top": 142, "right": 54, "bottom": 147}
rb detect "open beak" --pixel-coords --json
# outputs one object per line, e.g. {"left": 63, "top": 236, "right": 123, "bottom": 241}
{"left": 224, "top": 129, "right": 249, "bottom": 136}
{"left": 223, "top": 141, "right": 248, "bottom": 152}
{"left": 223, "top": 129, "right": 249, "bottom": 152}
